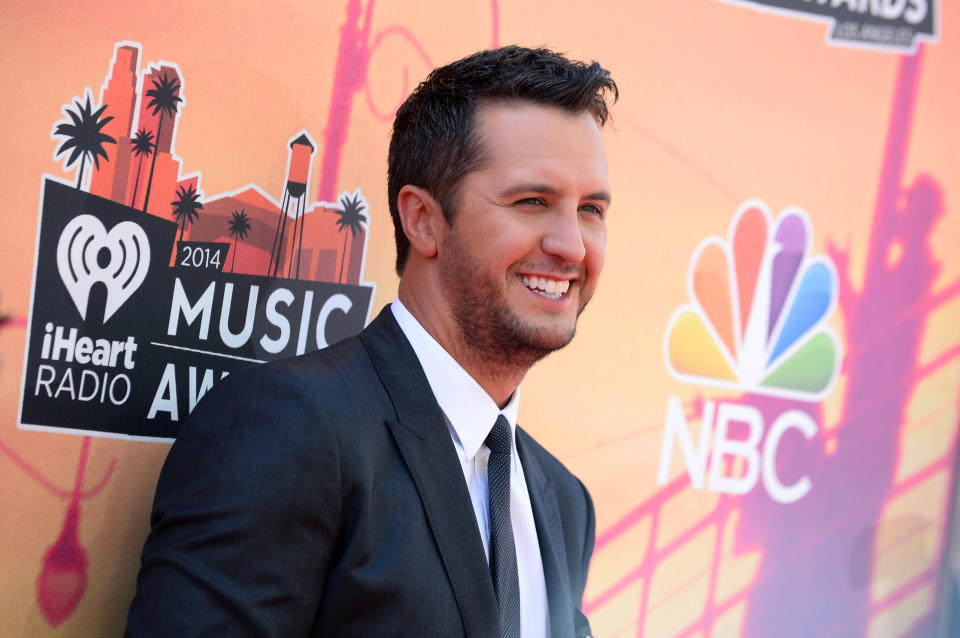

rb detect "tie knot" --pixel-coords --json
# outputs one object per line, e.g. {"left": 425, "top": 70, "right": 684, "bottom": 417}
{"left": 485, "top": 415, "right": 512, "bottom": 455}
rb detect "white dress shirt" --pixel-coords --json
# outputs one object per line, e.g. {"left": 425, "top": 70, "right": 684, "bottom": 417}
{"left": 391, "top": 299, "right": 550, "bottom": 638}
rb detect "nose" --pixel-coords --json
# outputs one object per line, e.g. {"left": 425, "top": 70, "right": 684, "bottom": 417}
{"left": 541, "top": 207, "right": 586, "bottom": 264}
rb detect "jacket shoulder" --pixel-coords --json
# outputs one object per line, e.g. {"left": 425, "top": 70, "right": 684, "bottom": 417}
{"left": 518, "top": 428, "right": 587, "bottom": 491}
{"left": 208, "top": 333, "right": 385, "bottom": 412}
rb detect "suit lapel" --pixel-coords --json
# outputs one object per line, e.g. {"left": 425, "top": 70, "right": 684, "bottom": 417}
{"left": 516, "top": 428, "right": 576, "bottom": 638}
{"left": 359, "top": 308, "right": 499, "bottom": 638}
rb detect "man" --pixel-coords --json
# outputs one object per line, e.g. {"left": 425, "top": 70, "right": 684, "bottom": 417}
{"left": 126, "top": 45, "right": 616, "bottom": 637}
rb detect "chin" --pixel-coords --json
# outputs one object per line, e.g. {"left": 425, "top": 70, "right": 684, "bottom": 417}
{"left": 510, "top": 318, "right": 578, "bottom": 355}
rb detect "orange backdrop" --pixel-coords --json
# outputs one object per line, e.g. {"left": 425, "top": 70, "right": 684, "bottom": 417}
{"left": 1, "top": 1, "right": 958, "bottom": 636}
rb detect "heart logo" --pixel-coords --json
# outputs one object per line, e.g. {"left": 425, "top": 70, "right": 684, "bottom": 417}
{"left": 56, "top": 214, "right": 151, "bottom": 323}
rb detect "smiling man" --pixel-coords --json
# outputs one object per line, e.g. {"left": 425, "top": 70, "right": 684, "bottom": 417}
{"left": 127, "top": 46, "right": 617, "bottom": 638}
{"left": 396, "top": 99, "right": 610, "bottom": 406}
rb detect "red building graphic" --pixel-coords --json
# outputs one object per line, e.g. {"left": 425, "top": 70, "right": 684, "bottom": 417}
{"left": 89, "top": 44, "right": 138, "bottom": 203}
{"left": 81, "top": 42, "right": 367, "bottom": 284}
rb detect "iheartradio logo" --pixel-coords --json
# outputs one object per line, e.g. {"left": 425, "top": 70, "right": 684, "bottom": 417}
{"left": 56, "top": 215, "right": 150, "bottom": 323}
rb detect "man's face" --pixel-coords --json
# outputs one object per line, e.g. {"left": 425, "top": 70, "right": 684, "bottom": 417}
{"left": 437, "top": 101, "right": 610, "bottom": 362}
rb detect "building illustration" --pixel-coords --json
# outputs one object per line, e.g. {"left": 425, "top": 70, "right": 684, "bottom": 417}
{"left": 75, "top": 42, "right": 368, "bottom": 285}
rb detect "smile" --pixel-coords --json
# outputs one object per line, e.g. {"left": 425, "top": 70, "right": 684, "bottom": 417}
{"left": 519, "top": 275, "right": 570, "bottom": 300}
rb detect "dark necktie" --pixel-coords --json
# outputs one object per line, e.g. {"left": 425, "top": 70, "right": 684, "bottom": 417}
{"left": 485, "top": 415, "right": 521, "bottom": 638}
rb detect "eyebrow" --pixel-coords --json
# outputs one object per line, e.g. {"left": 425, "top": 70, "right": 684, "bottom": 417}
{"left": 499, "top": 183, "right": 612, "bottom": 204}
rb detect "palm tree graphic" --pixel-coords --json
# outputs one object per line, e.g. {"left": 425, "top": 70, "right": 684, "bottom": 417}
{"left": 171, "top": 183, "right": 203, "bottom": 241}
{"left": 141, "top": 72, "right": 182, "bottom": 214}
{"left": 334, "top": 192, "right": 368, "bottom": 283}
{"left": 227, "top": 209, "right": 251, "bottom": 273}
{"left": 53, "top": 93, "right": 116, "bottom": 189}
{"left": 129, "top": 128, "right": 155, "bottom": 209}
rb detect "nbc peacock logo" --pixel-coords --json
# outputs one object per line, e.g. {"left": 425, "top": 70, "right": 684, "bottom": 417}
{"left": 664, "top": 200, "right": 842, "bottom": 402}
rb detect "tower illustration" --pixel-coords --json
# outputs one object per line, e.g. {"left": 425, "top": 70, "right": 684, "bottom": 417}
{"left": 268, "top": 132, "right": 316, "bottom": 278}
{"left": 89, "top": 44, "right": 139, "bottom": 203}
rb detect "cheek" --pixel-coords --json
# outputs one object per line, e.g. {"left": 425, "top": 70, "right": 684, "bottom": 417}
{"left": 499, "top": 234, "right": 541, "bottom": 268}
{"left": 583, "top": 229, "right": 606, "bottom": 276}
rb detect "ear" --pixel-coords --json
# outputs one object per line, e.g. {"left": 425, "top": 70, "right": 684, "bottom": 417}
{"left": 396, "top": 185, "right": 444, "bottom": 259}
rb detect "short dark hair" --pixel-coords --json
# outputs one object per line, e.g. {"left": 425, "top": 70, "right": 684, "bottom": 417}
{"left": 387, "top": 45, "right": 618, "bottom": 275}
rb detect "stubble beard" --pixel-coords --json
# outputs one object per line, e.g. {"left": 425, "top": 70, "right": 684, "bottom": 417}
{"left": 440, "top": 231, "right": 587, "bottom": 381}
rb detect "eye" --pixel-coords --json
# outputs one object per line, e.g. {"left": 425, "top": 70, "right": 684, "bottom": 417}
{"left": 580, "top": 203, "right": 605, "bottom": 218}
{"left": 515, "top": 197, "right": 547, "bottom": 208}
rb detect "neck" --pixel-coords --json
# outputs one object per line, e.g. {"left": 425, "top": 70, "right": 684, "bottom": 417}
{"left": 446, "top": 340, "right": 530, "bottom": 410}
{"left": 398, "top": 280, "right": 532, "bottom": 408}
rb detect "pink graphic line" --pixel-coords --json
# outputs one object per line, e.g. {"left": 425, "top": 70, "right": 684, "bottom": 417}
{"left": 586, "top": 486, "right": 729, "bottom": 612}
{"left": 594, "top": 471, "right": 686, "bottom": 551}
{"left": 0, "top": 316, "right": 28, "bottom": 328}
{"left": 318, "top": 0, "right": 374, "bottom": 202}
{"left": 584, "top": 367, "right": 958, "bottom": 624}
{"left": 627, "top": 116, "right": 742, "bottom": 204}
{"left": 363, "top": 0, "right": 500, "bottom": 123}
{"left": 644, "top": 506, "right": 740, "bottom": 620}
{"left": 753, "top": 445, "right": 952, "bottom": 598}
{"left": 835, "top": 279, "right": 960, "bottom": 358}
{"left": 835, "top": 340, "right": 959, "bottom": 429}
{"left": 810, "top": 570, "right": 936, "bottom": 638}
{"left": 37, "top": 436, "right": 94, "bottom": 626}
{"left": 633, "top": 507, "right": 657, "bottom": 636}
{"left": 893, "top": 277, "right": 960, "bottom": 325}
{"left": 588, "top": 454, "right": 951, "bottom": 627}
{"left": 0, "top": 440, "right": 116, "bottom": 500}
{"left": 901, "top": 396, "right": 960, "bottom": 434}
{"left": 585, "top": 393, "right": 955, "bottom": 621}
{"left": 916, "top": 341, "right": 960, "bottom": 379}
{"left": 363, "top": 26, "right": 434, "bottom": 122}
{"left": 72, "top": 437, "right": 90, "bottom": 500}
{"left": 569, "top": 397, "right": 704, "bottom": 460}
{"left": 585, "top": 39, "right": 954, "bottom": 638}
{"left": 700, "top": 506, "right": 728, "bottom": 630}
{"left": 318, "top": 0, "right": 502, "bottom": 201}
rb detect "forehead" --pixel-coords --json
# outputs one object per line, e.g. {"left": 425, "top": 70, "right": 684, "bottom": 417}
{"left": 470, "top": 101, "right": 609, "bottom": 191}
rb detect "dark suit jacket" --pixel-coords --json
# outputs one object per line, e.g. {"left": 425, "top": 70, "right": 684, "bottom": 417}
{"left": 126, "top": 307, "right": 594, "bottom": 637}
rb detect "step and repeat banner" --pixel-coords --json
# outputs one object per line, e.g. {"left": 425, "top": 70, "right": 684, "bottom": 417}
{"left": 1, "top": 1, "right": 958, "bottom": 636}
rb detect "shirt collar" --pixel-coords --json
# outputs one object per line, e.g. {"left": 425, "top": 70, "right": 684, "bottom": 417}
{"left": 391, "top": 299, "right": 519, "bottom": 461}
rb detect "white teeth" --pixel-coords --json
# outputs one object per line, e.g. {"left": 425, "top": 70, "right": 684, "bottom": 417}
{"left": 519, "top": 275, "right": 570, "bottom": 299}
